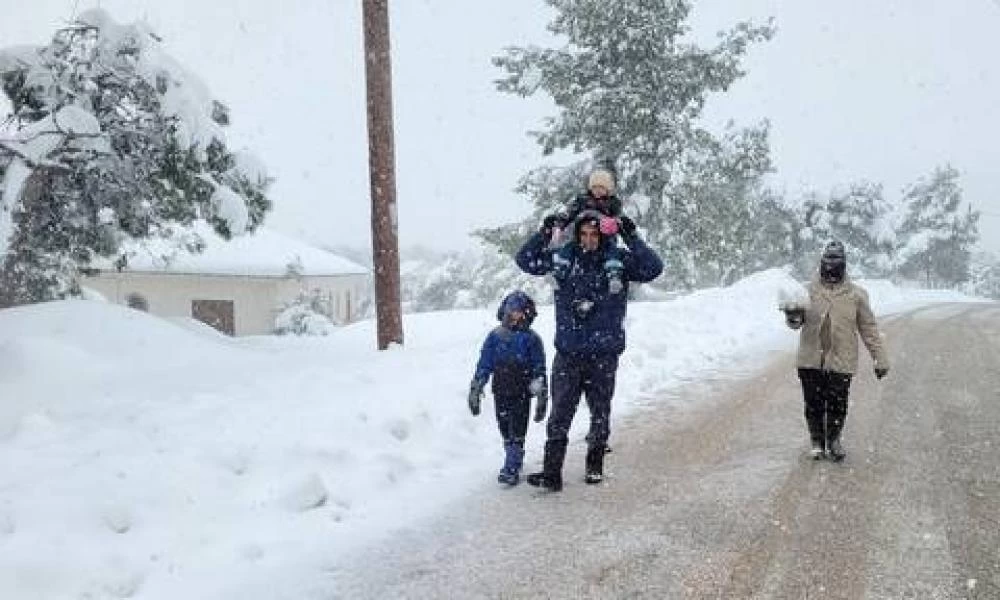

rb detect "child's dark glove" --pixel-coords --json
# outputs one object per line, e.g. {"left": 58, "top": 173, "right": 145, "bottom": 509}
{"left": 468, "top": 379, "right": 485, "bottom": 416}
{"left": 530, "top": 377, "right": 548, "bottom": 422}
{"left": 618, "top": 215, "right": 637, "bottom": 238}
{"left": 874, "top": 366, "right": 889, "bottom": 380}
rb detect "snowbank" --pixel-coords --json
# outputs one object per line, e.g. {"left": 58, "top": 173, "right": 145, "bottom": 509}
{"left": 0, "top": 272, "right": 983, "bottom": 598}
{"left": 0, "top": 299, "right": 500, "bottom": 598}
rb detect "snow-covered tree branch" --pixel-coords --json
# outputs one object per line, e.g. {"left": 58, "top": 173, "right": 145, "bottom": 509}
{"left": 0, "top": 9, "right": 273, "bottom": 306}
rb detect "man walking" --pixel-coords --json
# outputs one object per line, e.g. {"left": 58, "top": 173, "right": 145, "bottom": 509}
{"left": 515, "top": 208, "right": 663, "bottom": 491}
{"left": 784, "top": 241, "right": 890, "bottom": 461}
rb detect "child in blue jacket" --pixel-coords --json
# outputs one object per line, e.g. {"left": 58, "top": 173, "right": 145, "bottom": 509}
{"left": 468, "top": 290, "right": 548, "bottom": 485}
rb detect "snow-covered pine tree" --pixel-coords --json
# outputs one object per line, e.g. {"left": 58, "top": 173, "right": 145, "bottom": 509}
{"left": 397, "top": 246, "right": 552, "bottom": 314}
{"left": 790, "top": 182, "right": 896, "bottom": 280}
{"left": 658, "top": 124, "right": 778, "bottom": 287}
{"left": 0, "top": 9, "right": 272, "bottom": 306}
{"left": 968, "top": 252, "right": 1000, "bottom": 300}
{"left": 474, "top": 162, "right": 590, "bottom": 258}
{"left": 464, "top": 248, "right": 554, "bottom": 310}
{"left": 408, "top": 254, "right": 475, "bottom": 313}
{"left": 895, "top": 166, "right": 979, "bottom": 287}
{"left": 823, "top": 181, "right": 896, "bottom": 278}
{"left": 741, "top": 187, "right": 799, "bottom": 281}
{"left": 789, "top": 191, "right": 831, "bottom": 278}
{"left": 485, "top": 0, "right": 774, "bottom": 286}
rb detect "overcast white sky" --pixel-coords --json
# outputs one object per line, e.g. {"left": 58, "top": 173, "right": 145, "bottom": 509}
{"left": 2, "top": 0, "right": 999, "bottom": 253}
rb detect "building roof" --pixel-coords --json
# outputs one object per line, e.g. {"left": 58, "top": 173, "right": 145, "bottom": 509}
{"left": 114, "top": 224, "right": 369, "bottom": 277}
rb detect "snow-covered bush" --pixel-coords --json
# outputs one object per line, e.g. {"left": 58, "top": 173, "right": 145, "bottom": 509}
{"left": 400, "top": 245, "right": 554, "bottom": 314}
{"left": 274, "top": 289, "right": 337, "bottom": 336}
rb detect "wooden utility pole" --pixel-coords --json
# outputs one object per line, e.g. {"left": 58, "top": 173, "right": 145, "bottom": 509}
{"left": 363, "top": 0, "right": 403, "bottom": 349}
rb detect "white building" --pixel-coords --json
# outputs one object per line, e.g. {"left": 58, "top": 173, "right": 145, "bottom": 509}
{"left": 85, "top": 226, "right": 369, "bottom": 336}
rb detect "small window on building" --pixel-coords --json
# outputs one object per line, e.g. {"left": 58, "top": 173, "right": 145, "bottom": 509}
{"left": 126, "top": 292, "right": 149, "bottom": 312}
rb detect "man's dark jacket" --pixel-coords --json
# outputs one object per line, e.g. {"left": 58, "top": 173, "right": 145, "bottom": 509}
{"left": 515, "top": 227, "right": 662, "bottom": 356}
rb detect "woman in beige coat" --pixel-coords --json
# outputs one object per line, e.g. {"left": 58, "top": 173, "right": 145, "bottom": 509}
{"left": 785, "top": 241, "right": 890, "bottom": 461}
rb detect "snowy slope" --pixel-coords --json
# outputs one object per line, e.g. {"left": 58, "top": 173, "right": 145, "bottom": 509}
{"left": 0, "top": 270, "right": 982, "bottom": 599}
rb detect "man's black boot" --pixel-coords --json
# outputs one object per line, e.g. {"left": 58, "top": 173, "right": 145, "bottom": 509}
{"left": 585, "top": 444, "right": 605, "bottom": 484}
{"left": 525, "top": 471, "right": 563, "bottom": 491}
{"left": 527, "top": 439, "right": 566, "bottom": 492}
{"left": 827, "top": 437, "right": 846, "bottom": 462}
{"left": 810, "top": 440, "right": 826, "bottom": 460}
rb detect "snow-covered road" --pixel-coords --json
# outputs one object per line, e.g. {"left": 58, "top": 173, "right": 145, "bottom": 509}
{"left": 331, "top": 303, "right": 1000, "bottom": 599}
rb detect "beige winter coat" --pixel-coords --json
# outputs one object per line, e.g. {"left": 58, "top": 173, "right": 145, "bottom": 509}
{"left": 796, "top": 277, "right": 889, "bottom": 375}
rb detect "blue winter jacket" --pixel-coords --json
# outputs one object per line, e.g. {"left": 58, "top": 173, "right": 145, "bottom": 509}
{"left": 515, "top": 231, "right": 663, "bottom": 356}
{"left": 473, "top": 326, "right": 547, "bottom": 395}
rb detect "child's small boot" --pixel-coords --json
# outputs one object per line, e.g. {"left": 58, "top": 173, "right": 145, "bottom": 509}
{"left": 497, "top": 439, "right": 524, "bottom": 485}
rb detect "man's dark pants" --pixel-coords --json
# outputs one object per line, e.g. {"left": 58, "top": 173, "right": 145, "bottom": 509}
{"left": 797, "top": 367, "right": 852, "bottom": 446}
{"left": 541, "top": 351, "right": 618, "bottom": 477}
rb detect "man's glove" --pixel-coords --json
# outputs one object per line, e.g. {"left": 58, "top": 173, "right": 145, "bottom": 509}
{"left": 541, "top": 214, "right": 561, "bottom": 239}
{"left": 783, "top": 308, "right": 805, "bottom": 330}
{"left": 530, "top": 377, "right": 548, "bottom": 422}
{"left": 874, "top": 367, "right": 889, "bottom": 380}
{"left": 468, "top": 379, "right": 485, "bottom": 416}
{"left": 618, "top": 215, "right": 637, "bottom": 238}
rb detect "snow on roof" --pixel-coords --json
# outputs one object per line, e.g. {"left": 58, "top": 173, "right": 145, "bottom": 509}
{"left": 115, "top": 223, "right": 368, "bottom": 277}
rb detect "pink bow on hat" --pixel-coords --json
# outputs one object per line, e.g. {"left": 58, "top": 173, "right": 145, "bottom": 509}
{"left": 599, "top": 216, "right": 618, "bottom": 236}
